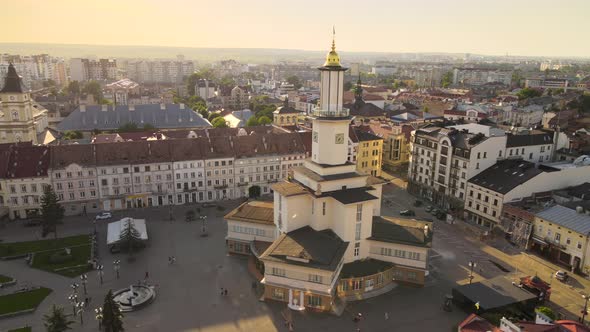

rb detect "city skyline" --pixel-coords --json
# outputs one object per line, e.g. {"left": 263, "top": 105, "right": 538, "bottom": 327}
{"left": 1, "top": 0, "right": 589, "bottom": 58}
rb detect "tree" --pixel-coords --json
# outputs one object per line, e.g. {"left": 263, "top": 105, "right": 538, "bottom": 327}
{"left": 516, "top": 87, "right": 542, "bottom": 100}
{"left": 43, "top": 305, "right": 74, "bottom": 332}
{"left": 246, "top": 117, "right": 258, "bottom": 126}
{"left": 40, "top": 186, "right": 64, "bottom": 239}
{"left": 63, "top": 131, "right": 83, "bottom": 140}
{"left": 142, "top": 123, "right": 156, "bottom": 131}
{"left": 198, "top": 109, "right": 210, "bottom": 120}
{"left": 536, "top": 306, "right": 556, "bottom": 320}
{"left": 67, "top": 81, "right": 81, "bottom": 96}
{"left": 83, "top": 81, "right": 103, "bottom": 102}
{"left": 286, "top": 75, "right": 302, "bottom": 89}
{"left": 119, "top": 219, "right": 143, "bottom": 255}
{"left": 257, "top": 115, "right": 272, "bottom": 125}
{"left": 219, "top": 75, "right": 236, "bottom": 88}
{"left": 343, "top": 81, "right": 353, "bottom": 91}
{"left": 117, "top": 123, "right": 139, "bottom": 133}
{"left": 248, "top": 185, "right": 261, "bottom": 199}
{"left": 211, "top": 117, "right": 228, "bottom": 128}
{"left": 102, "top": 290, "right": 124, "bottom": 332}
{"left": 208, "top": 113, "right": 221, "bottom": 121}
{"left": 441, "top": 71, "right": 453, "bottom": 88}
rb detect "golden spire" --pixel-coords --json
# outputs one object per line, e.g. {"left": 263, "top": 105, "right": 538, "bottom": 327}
{"left": 324, "top": 26, "right": 341, "bottom": 67}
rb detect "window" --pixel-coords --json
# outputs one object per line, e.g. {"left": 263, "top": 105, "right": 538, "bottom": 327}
{"left": 271, "top": 267, "right": 285, "bottom": 277}
{"left": 308, "top": 274, "right": 323, "bottom": 284}
{"left": 322, "top": 202, "right": 326, "bottom": 216}
{"left": 307, "top": 296, "right": 322, "bottom": 307}
{"left": 134, "top": 167, "right": 140, "bottom": 173}
{"left": 578, "top": 242, "right": 582, "bottom": 250}
{"left": 272, "top": 288, "right": 284, "bottom": 300}
{"left": 31, "top": 184, "right": 37, "bottom": 192}
{"left": 566, "top": 238, "right": 571, "bottom": 245}
{"left": 354, "top": 242, "right": 360, "bottom": 257}
{"left": 21, "top": 184, "right": 27, "bottom": 193}
{"left": 380, "top": 247, "right": 392, "bottom": 256}
{"left": 352, "top": 280, "right": 363, "bottom": 290}
{"left": 340, "top": 280, "right": 349, "bottom": 291}
{"left": 355, "top": 224, "right": 361, "bottom": 241}
{"left": 483, "top": 152, "right": 487, "bottom": 158}
{"left": 356, "top": 204, "right": 362, "bottom": 221}
{"left": 408, "top": 252, "right": 421, "bottom": 260}
{"left": 377, "top": 273, "right": 384, "bottom": 285}
{"left": 407, "top": 272, "right": 417, "bottom": 280}
{"left": 555, "top": 233, "right": 561, "bottom": 242}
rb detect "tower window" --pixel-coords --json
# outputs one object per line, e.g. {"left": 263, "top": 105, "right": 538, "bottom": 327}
{"left": 322, "top": 202, "right": 326, "bottom": 216}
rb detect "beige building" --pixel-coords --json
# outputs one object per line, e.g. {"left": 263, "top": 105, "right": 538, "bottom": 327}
{"left": 273, "top": 99, "right": 301, "bottom": 126}
{"left": 0, "top": 64, "right": 48, "bottom": 144}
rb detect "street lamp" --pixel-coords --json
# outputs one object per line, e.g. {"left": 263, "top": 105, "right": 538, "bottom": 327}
{"left": 67, "top": 294, "right": 78, "bottom": 315}
{"left": 76, "top": 301, "right": 85, "bottom": 325}
{"left": 582, "top": 294, "right": 590, "bottom": 324}
{"left": 70, "top": 283, "right": 80, "bottom": 295}
{"left": 80, "top": 274, "right": 88, "bottom": 294}
{"left": 97, "top": 264, "right": 104, "bottom": 285}
{"left": 95, "top": 307, "right": 103, "bottom": 330}
{"left": 200, "top": 215, "right": 208, "bottom": 237}
{"left": 468, "top": 261, "right": 477, "bottom": 284}
{"left": 93, "top": 219, "right": 97, "bottom": 234}
{"left": 113, "top": 260, "right": 121, "bottom": 279}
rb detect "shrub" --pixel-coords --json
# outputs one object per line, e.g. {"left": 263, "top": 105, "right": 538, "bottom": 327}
{"left": 49, "top": 250, "right": 72, "bottom": 264}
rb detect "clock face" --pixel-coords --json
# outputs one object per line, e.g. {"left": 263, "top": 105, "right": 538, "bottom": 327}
{"left": 335, "top": 133, "right": 344, "bottom": 144}
{"left": 312, "top": 131, "right": 318, "bottom": 143}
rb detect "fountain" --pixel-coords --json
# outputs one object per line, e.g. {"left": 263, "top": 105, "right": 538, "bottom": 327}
{"left": 112, "top": 284, "right": 156, "bottom": 312}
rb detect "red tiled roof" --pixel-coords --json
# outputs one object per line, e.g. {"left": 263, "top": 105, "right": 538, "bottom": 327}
{"left": 5, "top": 146, "right": 50, "bottom": 179}
{"left": 458, "top": 314, "right": 500, "bottom": 332}
{"left": 556, "top": 320, "right": 590, "bottom": 332}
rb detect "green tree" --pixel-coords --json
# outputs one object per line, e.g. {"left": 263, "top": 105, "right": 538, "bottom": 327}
{"left": 344, "top": 81, "right": 353, "bottom": 91}
{"left": 517, "top": 87, "right": 543, "bottom": 100}
{"left": 83, "top": 81, "right": 103, "bottom": 102}
{"left": 211, "top": 117, "right": 228, "bottom": 128}
{"left": 536, "top": 306, "right": 556, "bottom": 320}
{"left": 248, "top": 185, "right": 261, "bottom": 199}
{"left": 67, "top": 81, "right": 81, "bottom": 96}
{"left": 286, "top": 75, "right": 302, "bottom": 89}
{"left": 43, "top": 304, "right": 74, "bottom": 332}
{"left": 117, "top": 123, "right": 139, "bottom": 133}
{"left": 198, "top": 109, "right": 210, "bottom": 119}
{"left": 257, "top": 115, "right": 272, "bottom": 125}
{"left": 219, "top": 75, "right": 236, "bottom": 88}
{"left": 119, "top": 219, "right": 143, "bottom": 255}
{"left": 246, "top": 117, "right": 258, "bottom": 126}
{"left": 208, "top": 113, "right": 221, "bottom": 121}
{"left": 441, "top": 71, "right": 453, "bottom": 88}
{"left": 142, "top": 123, "right": 156, "bottom": 131}
{"left": 63, "top": 130, "right": 83, "bottom": 140}
{"left": 40, "top": 186, "right": 64, "bottom": 239}
{"left": 102, "top": 290, "right": 124, "bottom": 332}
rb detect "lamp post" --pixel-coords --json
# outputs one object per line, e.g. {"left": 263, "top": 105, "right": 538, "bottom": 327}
{"left": 97, "top": 264, "right": 104, "bottom": 285}
{"left": 68, "top": 294, "right": 78, "bottom": 315}
{"left": 95, "top": 307, "right": 103, "bottom": 330}
{"left": 113, "top": 260, "right": 121, "bottom": 279}
{"left": 93, "top": 219, "right": 97, "bottom": 234}
{"left": 468, "top": 261, "right": 477, "bottom": 284}
{"left": 80, "top": 274, "right": 88, "bottom": 294}
{"left": 582, "top": 294, "right": 590, "bottom": 324}
{"left": 200, "top": 215, "right": 208, "bottom": 237}
{"left": 76, "top": 301, "right": 85, "bottom": 325}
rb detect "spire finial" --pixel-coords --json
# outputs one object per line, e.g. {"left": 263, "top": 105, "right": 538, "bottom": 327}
{"left": 331, "top": 26, "right": 336, "bottom": 52}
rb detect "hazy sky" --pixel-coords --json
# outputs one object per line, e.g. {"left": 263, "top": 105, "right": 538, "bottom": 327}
{"left": 1, "top": 0, "right": 589, "bottom": 57}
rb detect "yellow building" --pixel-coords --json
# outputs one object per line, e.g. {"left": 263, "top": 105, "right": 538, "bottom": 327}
{"left": 0, "top": 64, "right": 48, "bottom": 144}
{"left": 352, "top": 129, "right": 383, "bottom": 177}
{"left": 273, "top": 98, "right": 301, "bottom": 127}
{"left": 531, "top": 205, "right": 590, "bottom": 274}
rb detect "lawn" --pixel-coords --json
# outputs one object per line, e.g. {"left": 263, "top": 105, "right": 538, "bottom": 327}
{"left": 9, "top": 328, "right": 32, "bottom": 332}
{"left": 0, "top": 274, "right": 13, "bottom": 283}
{"left": 31, "top": 245, "right": 92, "bottom": 277}
{"left": 0, "top": 287, "right": 52, "bottom": 316}
{"left": 0, "top": 235, "right": 90, "bottom": 258}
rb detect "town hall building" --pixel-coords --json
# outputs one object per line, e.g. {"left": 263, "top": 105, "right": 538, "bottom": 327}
{"left": 224, "top": 36, "right": 433, "bottom": 313}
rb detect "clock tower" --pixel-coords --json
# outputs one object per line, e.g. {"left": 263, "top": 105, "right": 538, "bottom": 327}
{"left": 310, "top": 32, "right": 350, "bottom": 166}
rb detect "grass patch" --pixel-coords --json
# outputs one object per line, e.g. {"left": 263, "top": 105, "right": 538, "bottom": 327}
{"left": 0, "top": 287, "right": 52, "bottom": 316}
{"left": 9, "top": 328, "right": 32, "bottom": 332}
{"left": 0, "top": 235, "right": 90, "bottom": 258}
{"left": 0, "top": 274, "right": 13, "bottom": 283}
{"left": 32, "top": 245, "right": 92, "bottom": 277}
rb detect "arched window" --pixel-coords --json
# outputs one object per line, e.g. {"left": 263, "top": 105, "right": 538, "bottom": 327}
{"left": 12, "top": 111, "right": 18, "bottom": 120}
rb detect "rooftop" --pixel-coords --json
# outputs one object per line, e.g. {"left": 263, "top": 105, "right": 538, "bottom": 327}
{"left": 453, "top": 276, "right": 537, "bottom": 311}
{"left": 261, "top": 226, "right": 349, "bottom": 271}
{"left": 468, "top": 160, "right": 544, "bottom": 194}
{"left": 369, "top": 216, "right": 433, "bottom": 247}
{"left": 224, "top": 200, "right": 274, "bottom": 225}
{"left": 536, "top": 205, "right": 590, "bottom": 235}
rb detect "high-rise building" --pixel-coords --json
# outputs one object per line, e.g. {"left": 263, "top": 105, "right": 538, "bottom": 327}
{"left": 69, "top": 58, "right": 117, "bottom": 82}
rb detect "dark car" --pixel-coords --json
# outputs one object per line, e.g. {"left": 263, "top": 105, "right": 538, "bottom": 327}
{"left": 436, "top": 211, "right": 446, "bottom": 220}
{"left": 413, "top": 200, "right": 423, "bottom": 207}
{"left": 400, "top": 209, "right": 416, "bottom": 216}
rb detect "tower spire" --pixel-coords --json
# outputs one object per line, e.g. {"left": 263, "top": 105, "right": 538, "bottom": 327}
{"left": 332, "top": 26, "right": 336, "bottom": 52}
{"left": 355, "top": 74, "right": 363, "bottom": 101}
{"left": 323, "top": 26, "right": 341, "bottom": 67}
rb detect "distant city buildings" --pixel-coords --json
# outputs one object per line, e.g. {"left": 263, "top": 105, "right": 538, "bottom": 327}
{"left": 125, "top": 59, "right": 194, "bottom": 84}
{"left": 70, "top": 58, "right": 118, "bottom": 82}
{"left": 452, "top": 67, "right": 513, "bottom": 86}
{"left": 0, "top": 54, "right": 68, "bottom": 89}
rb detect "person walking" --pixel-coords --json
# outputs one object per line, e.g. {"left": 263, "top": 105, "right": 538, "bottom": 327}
{"left": 220, "top": 288, "right": 224, "bottom": 295}
{"left": 224, "top": 289, "right": 228, "bottom": 296}
{"left": 145, "top": 271, "right": 149, "bottom": 279}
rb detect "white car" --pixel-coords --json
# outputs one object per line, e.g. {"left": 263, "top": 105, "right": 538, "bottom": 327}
{"left": 95, "top": 212, "right": 112, "bottom": 220}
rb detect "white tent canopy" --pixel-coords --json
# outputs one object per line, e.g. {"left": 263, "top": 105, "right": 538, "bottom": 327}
{"left": 107, "top": 218, "right": 148, "bottom": 246}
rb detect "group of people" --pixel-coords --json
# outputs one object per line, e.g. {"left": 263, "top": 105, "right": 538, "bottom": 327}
{"left": 220, "top": 287, "right": 229, "bottom": 296}
{"left": 168, "top": 256, "right": 176, "bottom": 265}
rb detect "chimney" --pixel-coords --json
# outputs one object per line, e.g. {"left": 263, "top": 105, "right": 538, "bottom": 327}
{"left": 160, "top": 103, "right": 166, "bottom": 110}
{"left": 80, "top": 104, "right": 86, "bottom": 112}
{"left": 101, "top": 104, "right": 108, "bottom": 112}
{"left": 180, "top": 103, "right": 185, "bottom": 109}
{"left": 129, "top": 104, "right": 135, "bottom": 111}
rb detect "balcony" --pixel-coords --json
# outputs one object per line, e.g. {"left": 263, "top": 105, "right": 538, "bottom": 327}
{"left": 214, "top": 184, "right": 228, "bottom": 190}
{"left": 237, "top": 182, "right": 249, "bottom": 187}
{"left": 311, "top": 108, "right": 350, "bottom": 118}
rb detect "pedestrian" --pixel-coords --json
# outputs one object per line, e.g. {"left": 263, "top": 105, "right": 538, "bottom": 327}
{"left": 384, "top": 312, "right": 389, "bottom": 320}
{"left": 220, "top": 288, "right": 224, "bottom": 295}
{"left": 85, "top": 297, "right": 89, "bottom": 307}
{"left": 168, "top": 256, "right": 171, "bottom": 264}
{"left": 224, "top": 289, "right": 228, "bottom": 296}
{"left": 145, "top": 271, "right": 149, "bottom": 279}
{"left": 171, "top": 256, "right": 176, "bottom": 264}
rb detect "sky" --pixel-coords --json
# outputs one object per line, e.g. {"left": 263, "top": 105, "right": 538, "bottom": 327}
{"left": 1, "top": 0, "right": 589, "bottom": 57}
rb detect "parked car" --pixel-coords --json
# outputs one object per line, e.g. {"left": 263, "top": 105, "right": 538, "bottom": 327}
{"left": 425, "top": 206, "right": 433, "bottom": 212}
{"left": 436, "top": 211, "right": 446, "bottom": 220}
{"left": 413, "top": 200, "right": 423, "bottom": 207}
{"left": 95, "top": 212, "right": 112, "bottom": 220}
{"left": 555, "top": 270, "right": 568, "bottom": 282}
{"left": 430, "top": 208, "right": 439, "bottom": 216}
{"left": 400, "top": 210, "right": 416, "bottom": 216}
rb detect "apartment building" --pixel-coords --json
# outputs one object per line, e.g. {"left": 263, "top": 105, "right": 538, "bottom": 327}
{"left": 70, "top": 58, "right": 117, "bottom": 82}
{"left": 452, "top": 68, "right": 513, "bottom": 86}
{"left": 408, "top": 127, "right": 507, "bottom": 210}
{"left": 0, "top": 54, "right": 68, "bottom": 88}
{"left": 465, "top": 159, "right": 590, "bottom": 228}
{"left": 352, "top": 130, "right": 383, "bottom": 177}
{"left": 171, "top": 139, "right": 207, "bottom": 204}
{"left": 229, "top": 86, "right": 250, "bottom": 110}
{"left": 502, "top": 105, "right": 544, "bottom": 128}
{"left": 125, "top": 59, "right": 195, "bottom": 84}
